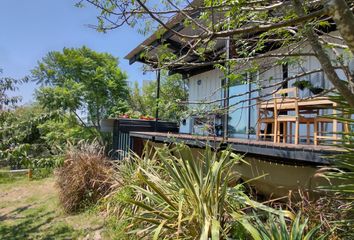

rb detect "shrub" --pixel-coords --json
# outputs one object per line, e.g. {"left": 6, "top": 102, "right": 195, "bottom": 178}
{"left": 102, "top": 145, "right": 160, "bottom": 239}
{"left": 289, "top": 191, "right": 353, "bottom": 239}
{"left": 56, "top": 140, "right": 113, "bottom": 213}
{"left": 238, "top": 212, "right": 327, "bottom": 240}
{"left": 115, "top": 143, "right": 285, "bottom": 239}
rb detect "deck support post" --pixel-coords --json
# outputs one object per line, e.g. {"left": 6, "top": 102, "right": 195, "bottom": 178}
{"left": 223, "top": 25, "right": 231, "bottom": 140}
{"left": 154, "top": 69, "right": 161, "bottom": 133}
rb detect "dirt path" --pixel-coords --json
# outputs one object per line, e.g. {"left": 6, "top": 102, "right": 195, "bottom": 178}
{"left": 0, "top": 177, "right": 104, "bottom": 240}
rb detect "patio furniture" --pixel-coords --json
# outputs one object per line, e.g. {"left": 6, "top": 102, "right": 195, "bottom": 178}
{"left": 314, "top": 117, "right": 336, "bottom": 145}
{"left": 273, "top": 88, "right": 314, "bottom": 144}
{"left": 257, "top": 99, "right": 275, "bottom": 141}
{"left": 313, "top": 103, "right": 350, "bottom": 145}
{"left": 257, "top": 90, "right": 338, "bottom": 145}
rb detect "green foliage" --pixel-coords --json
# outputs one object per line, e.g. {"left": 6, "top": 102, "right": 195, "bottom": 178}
{"left": 128, "top": 71, "right": 188, "bottom": 121}
{"left": 0, "top": 68, "right": 27, "bottom": 110}
{"left": 37, "top": 114, "right": 97, "bottom": 148}
{"left": 104, "top": 186, "right": 139, "bottom": 240}
{"left": 0, "top": 105, "right": 58, "bottom": 169}
{"left": 112, "top": 143, "right": 286, "bottom": 239}
{"left": 101, "top": 143, "right": 300, "bottom": 239}
{"left": 0, "top": 105, "right": 96, "bottom": 170}
{"left": 314, "top": 97, "right": 354, "bottom": 238}
{"left": 292, "top": 80, "right": 313, "bottom": 91}
{"left": 238, "top": 212, "right": 327, "bottom": 240}
{"left": 32, "top": 46, "right": 129, "bottom": 129}
{"left": 318, "top": 96, "right": 354, "bottom": 197}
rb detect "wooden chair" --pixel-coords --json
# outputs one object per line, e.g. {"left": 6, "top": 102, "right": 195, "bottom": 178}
{"left": 314, "top": 117, "right": 336, "bottom": 145}
{"left": 273, "top": 88, "right": 314, "bottom": 144}
{"left": 314, "top": 103, "right": 350, "bottom": 145}
{"left": 257, "top": 99, "right": 275, "bottom": 141}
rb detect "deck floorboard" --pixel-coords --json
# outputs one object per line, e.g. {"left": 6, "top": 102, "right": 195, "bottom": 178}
{"left": 130, "top": 131, "right": 344, "bottom": 164}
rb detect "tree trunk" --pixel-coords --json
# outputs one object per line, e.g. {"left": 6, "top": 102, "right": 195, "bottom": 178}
{"left": 327, "top": 0, "right": 354, "bottom": 55}
{"left": 293, "top": 0, "right": 354, "bottom": 108}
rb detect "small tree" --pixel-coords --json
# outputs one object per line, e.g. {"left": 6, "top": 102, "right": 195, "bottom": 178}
{"left": 32, "top": 46, "right": 129, "bottom": 130}
{"left": 128, "top": 71, "right": 188, "bottom": 121}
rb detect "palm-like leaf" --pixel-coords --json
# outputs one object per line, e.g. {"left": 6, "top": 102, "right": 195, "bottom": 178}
{"left": 127, "top": 143, "right": 247, "bottom": 239}
{"left": 239, "top": 212, "right": 328, "bottom": 240}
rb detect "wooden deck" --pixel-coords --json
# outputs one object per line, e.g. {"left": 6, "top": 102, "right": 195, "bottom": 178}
{"left": 129, "top": 131, "right": 344, "bottom": 165}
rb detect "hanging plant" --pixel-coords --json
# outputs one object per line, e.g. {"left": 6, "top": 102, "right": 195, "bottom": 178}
{"left": 292, "top": 80, "right": 313, "bottom": 90}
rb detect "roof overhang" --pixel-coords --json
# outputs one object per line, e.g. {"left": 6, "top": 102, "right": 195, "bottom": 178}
{"left": 124, "top": 1, "right": 335, "bottom": 76}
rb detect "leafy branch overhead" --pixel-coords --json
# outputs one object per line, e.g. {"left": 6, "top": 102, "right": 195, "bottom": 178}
{"left": 82, "top": 0, "right": 354, "bottom": 107}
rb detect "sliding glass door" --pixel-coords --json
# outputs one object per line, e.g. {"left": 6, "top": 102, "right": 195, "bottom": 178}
{"left": 225, "top": 75, "right": 258, "bottom": 139}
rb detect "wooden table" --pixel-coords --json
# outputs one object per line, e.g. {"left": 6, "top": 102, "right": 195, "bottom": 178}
{"left": 259, "top": 97, "right": 336, "bottom": 111}
{"left": 258, "top": 97, "right": 338, "bottom": 144}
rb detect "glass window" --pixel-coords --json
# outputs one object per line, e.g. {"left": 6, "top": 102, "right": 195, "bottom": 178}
{"left": 225, "top": 74, "right": 258, "bottom": 139}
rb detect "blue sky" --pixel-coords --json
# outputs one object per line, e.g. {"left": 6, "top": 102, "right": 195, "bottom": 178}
{"left": 0, "top": 0, "right": 154, "bottom": 105}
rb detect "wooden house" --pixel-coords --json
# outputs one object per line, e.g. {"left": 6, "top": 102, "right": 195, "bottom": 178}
{"left": 122, "top": 5, "right": 352, "bottom": 197}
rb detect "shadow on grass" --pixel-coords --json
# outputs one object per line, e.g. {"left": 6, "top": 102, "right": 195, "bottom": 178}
{"left": 0, "top": 204, "right": 33, "bottom": 221}
{"left": 0, "top": 205, "right": 79, "bottom": 240}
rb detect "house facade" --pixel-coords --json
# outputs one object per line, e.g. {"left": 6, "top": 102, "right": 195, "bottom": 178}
{"left": 176, "top": 36, "right": 349, "bottom": 141}
{"left": 123, "top": 10, "right": 352, "bottom": 196}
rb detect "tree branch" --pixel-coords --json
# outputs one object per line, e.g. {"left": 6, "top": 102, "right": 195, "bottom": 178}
{"left": 293, "top": 0, "right": 354, "bottom": 108}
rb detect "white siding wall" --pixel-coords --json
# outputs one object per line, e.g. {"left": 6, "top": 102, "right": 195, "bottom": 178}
{"left": 188, "top": 68, "right": 223, "bottom": 107}
{"left": 258, "top": 64, "right": 283, "bottom": 99}
{"left": 180, "top": 69, "right": 223, "bottom": 134}
{"left": 258, "top": 37, "right": 350, "bottom": 99}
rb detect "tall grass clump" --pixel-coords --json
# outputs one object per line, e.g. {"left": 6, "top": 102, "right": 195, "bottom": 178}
{"left": 109, "top": 143, "right": 286, "bottom": 239}
{"left": 239, "top": 212, "right": 327, "bottom": 240}
{"left": 56, "top": 140, "right": 113, "bottom": 213}
{"left": 316, "top": 96, "right": 354, "bottom": 239}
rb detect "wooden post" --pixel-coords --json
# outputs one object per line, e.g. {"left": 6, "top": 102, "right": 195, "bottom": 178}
{"left": 273, "top": 98, "right": 278, "bottom": 143}
{"left": 295, "top": 119, "right": 299, "bottom": 145}
{"left": 294, "top": 94, "right": 299, "bottom": 145}
{"left": 332, "top": 102, "right": 338, "bottom": 143}
{"left": 306, "top": 121, "right": 310, "bottom": 144}
{"left": 28, "top": 169, "right": 33, "bottom": 180}
{"left": 256, "top": 102, "right": 261, "bottom": 140}
{"left": 314, "top": 119, "right": 318, "bottom": 145}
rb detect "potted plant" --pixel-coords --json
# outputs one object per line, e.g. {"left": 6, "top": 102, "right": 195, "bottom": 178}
{"left": 292, "top": 80, "right": 312, "bottom": 90}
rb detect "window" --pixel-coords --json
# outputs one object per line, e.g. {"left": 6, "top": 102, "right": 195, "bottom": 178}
{"left": 224, "top": 73, "right": 258, "bottom": 139}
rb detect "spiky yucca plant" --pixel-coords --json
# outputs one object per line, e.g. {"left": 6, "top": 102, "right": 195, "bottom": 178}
{"left": 238, "top": 212, "right": 328, "bottom": 240}
{"left": 126, "top": 143, "right": 251, "bottom": 239}
{"left": 316, "top": 96, "right": 354, "bottom": 238}
{"left": 318, "top": 96, "right": 354, "bottom": 197}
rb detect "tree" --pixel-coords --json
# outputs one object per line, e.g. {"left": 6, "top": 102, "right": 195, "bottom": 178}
{"left": 32, "top": 46, "right": 129, "bottom": 130}
{"left": 81, "top": 0, "right": 354, "bottom": 108}
{"left": 128, "top": 81, "right": 148, "bottom": 116}
{"left": 0, "top": 68, "right": 26, "bottom": 110}
{"left": 327, "top": 0, "right": 354, "bottom": 55}
{"left": 0, "top": 105, "right": 57, "bottom": 169}
{"left": 0, "top": 104, "right": 97, "bottom": 169}
{"left": 128, "top": 71, "right": 188, "bottom": 121}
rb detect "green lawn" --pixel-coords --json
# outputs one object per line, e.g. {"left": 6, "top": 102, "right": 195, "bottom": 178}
{"left": 0, "top": 175, "right": 104, "bottom": 240}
